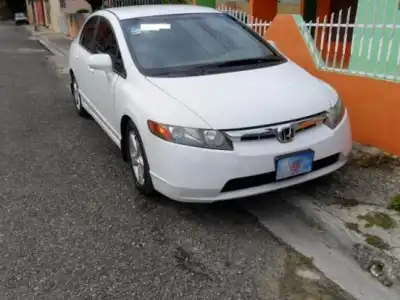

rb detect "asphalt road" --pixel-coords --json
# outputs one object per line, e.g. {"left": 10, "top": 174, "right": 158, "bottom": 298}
{"left": 0, "top": 23, "right": 354, "bottom": 300}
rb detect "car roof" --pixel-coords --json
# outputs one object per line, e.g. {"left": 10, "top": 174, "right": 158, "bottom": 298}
{"left": 106, "top": 4, "right": 221, "bottom": 20}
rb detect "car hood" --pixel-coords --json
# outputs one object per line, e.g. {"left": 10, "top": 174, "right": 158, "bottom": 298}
{"left": 146, "top": 62, "right": 337, "bottom": 130}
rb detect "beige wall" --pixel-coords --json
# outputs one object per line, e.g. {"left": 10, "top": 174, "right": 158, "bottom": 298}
{"left": 47, "top": 0, "right": 90, "bottom": 33}
{"left": 62, "top": 0, "right": 91, "bottom": 14}
{"left": 49, "top": 0, "right": 61, "bottom": 32}
{"left": 25, "top": 0, "right": 35, "bottom": 23}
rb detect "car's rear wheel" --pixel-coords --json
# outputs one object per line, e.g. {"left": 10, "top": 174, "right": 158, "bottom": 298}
{"left": 71, "top": 76, "right": 90, "bottom": 118}
{"left": 125, "top": 120, "right": 154, "bottom": 195}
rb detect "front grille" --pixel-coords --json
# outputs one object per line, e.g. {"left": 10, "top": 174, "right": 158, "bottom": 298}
{"left": 240, "top": 123, "right": 318, "bottom": 142}
{"left": 221, "top": 153, "right": 340, "bottom": 193}
{"left": 223, "top": 112, "right": 327, "bottom": 143}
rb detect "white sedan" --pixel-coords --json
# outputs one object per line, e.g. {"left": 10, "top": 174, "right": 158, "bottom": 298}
{"left": 68, "top": 5, "right": 352, "bottom": 203}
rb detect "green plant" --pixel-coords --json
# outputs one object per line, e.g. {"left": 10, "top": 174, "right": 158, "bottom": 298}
{"left": 389, "top": 194, "right": 400, "bottom": 212}
{"left": 357, "top": 211, "right": 396, "bottom": 230}
{"left": 345, "top": 222, "right": 361, "bottom": 233}
{"left": 365, "top": 234, "right": 390, "bottom": 250}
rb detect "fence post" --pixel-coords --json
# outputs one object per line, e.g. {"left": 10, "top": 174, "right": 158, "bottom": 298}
{"left": 249, "top": 0, "right": 277, "bottom": 22}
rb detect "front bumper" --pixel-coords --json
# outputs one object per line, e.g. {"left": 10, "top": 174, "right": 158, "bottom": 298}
{"left": 146, "top": 112, "right": 352, "bottom": 203}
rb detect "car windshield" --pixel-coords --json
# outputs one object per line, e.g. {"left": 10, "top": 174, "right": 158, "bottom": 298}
{"left": 121, "top": 13, "right": 282, "bottom": 77}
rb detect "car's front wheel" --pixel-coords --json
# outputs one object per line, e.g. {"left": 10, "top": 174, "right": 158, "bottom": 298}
{"left": 71, "top": 76, "right": 90, "bottom": 118}
{"left": 125, "top": 120, "right": 154, "bottom": 195}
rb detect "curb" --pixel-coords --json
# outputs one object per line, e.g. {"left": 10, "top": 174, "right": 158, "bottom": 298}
{"left": 38, "top": 38, "right": 68, "bottom": 57}
{"left": 24, "top": 25, "right": 68, "bottom": 57}
{"left": 244, "top": 194, "right": 400, "bottom": 300}
{"left": 286, "top": 193, "right": 363, "bottom": 251}
{"left": 285, "top": 192, "right": 400, "bottom": 291}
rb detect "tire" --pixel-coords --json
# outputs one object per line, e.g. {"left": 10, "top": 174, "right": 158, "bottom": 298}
{"left": 125, "top": 120, "right": 155, "bottom": 195}
{"left": 71, "top": 76, "right": 90, "bottom": 118}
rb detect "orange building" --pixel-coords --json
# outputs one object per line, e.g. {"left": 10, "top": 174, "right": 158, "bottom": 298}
{"left": 301, "top": 0, "right": 358, "bottom": 22}
{"left": 249, "top": 0, "right": 358, "bottom": 23}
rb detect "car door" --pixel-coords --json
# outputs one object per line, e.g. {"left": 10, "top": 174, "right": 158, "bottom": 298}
{"left": 90, "top": 17, "right": 126, "bottom": 140}
{"left": 74, "top": 15, "right": 99, "bottom": 110}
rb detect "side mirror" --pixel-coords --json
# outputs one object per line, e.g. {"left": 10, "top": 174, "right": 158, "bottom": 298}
{"left": 268, "top": 40, "right": 277, "bottom": 49}
{"left": 88, "top": 54, "right": 113, "bottom": 73}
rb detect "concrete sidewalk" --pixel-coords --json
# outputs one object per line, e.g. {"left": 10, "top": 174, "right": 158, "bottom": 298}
{"left": 25, "top": 25, "right": 71, "bottom": 56}
{"left": 24, "top": 25, "right": 71, "bottom": 75}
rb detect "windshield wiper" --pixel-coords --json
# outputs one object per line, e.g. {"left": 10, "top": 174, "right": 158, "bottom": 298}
{"left": 148, "top": 56, "right": 284, "bottom": 77}
{"left": 167, "top": 56, "right": 283, "bottom": 74}
{"left": 208, "top": 56, "right": 283, "bottom": 68}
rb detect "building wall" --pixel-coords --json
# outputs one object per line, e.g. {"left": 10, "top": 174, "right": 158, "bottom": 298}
{"left": 48, "top": 0, "right": 61, "bottom": 31}
{"left": 25, "top": 0, "right": 35, "bottom": 23}
{"left": 43, "top": 0, "right": 51, "bottom": 26}
{"left": 349, "top": 0, "right": 400, "bottom": 77}
{"left": 44, "top": 0, "right": 90, "bottom": 33}
{"left": 316, "top": 0, "right": 330, "bottom": 19}
{"left": 62, "top": 0, "right": 91, "bottom": 13}
{"left": 34, "top": 0, "right": 46, "bottom": 25}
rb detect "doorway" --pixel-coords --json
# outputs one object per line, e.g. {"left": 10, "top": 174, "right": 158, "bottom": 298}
{"left": 330, "top": 0, "right": 358, "bottom": 41}
{"left": 303, "top": 0, "right": 317, "bottom": 22}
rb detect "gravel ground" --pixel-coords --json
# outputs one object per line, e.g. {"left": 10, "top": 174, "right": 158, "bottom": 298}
{"left": 296, "top": 143, "right": 400, "bottom": 207}
{"left": 0, "top": 22, "right": 355, "bottom": 300}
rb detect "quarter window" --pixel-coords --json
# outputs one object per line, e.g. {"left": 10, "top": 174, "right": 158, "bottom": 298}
{"left": 80, "top": 16, "right": 98, "bottom": 53}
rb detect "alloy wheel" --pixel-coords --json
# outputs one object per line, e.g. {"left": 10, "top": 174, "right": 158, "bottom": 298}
{"left": 73, "top": 82, "right": 81, "bottom": 110}
{"left": 128, "top": 131, "right": 145, "bottom": 186}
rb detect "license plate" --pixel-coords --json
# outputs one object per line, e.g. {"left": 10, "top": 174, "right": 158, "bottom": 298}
{"left": 275, "top": 150, "right": 314, "bottom": 180}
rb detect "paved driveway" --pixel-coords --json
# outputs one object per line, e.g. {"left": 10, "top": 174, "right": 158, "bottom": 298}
{"left": 0, "top": 22, "right": 354, "bottom": 300}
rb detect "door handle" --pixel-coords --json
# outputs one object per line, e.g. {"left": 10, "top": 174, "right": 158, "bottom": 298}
{"left": 88, "top": 67, "right": 94, "bottom": 73}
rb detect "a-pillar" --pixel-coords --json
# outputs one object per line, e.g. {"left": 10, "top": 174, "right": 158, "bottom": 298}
{"left": 192, "top": 0, "right": 216, "bottom": 8}
{"left": 249, "top": 0, "right": 277, "bottom": 22}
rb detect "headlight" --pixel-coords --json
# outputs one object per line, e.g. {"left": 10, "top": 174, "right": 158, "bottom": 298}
{"left": 147, "top": 120, "right": 233, "bottom": 151}
{"left": 324, "top": 98, "right": 345, "bottom": 129}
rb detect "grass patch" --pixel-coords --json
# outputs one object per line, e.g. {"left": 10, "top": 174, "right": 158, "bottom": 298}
{"left": 357, "top": 212, "right": 396, "bottom": 230}
{"left": 345, "top": 222, "right": 361, "bottom": 233}
{"left": 365, "top": 234, "right": 390, "bottom": 250}
{"left": 352, "top": 151, "right": 400, "bottom": 168}
{"left": 296, "top": 253, "right": 315, "bottom": 269}
{"left": 389, "top": 194, "right": 400, "bottom": 212}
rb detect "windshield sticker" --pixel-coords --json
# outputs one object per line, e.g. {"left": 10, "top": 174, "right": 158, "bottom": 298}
{"left": 140, "top": 23, "right": 171, "bottom": 31}
{"left": 130, "top": 28, "right": 142, "bottom": 35}
{"left": 130, "top": 23, "right": 171, "bottom": 35}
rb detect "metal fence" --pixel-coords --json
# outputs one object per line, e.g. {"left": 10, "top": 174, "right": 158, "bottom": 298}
{"left": 218, "top": 5, "right": 271, "bottom": 37}
{"left": 299, "top": 0, "right": 400, "bottom": 82}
